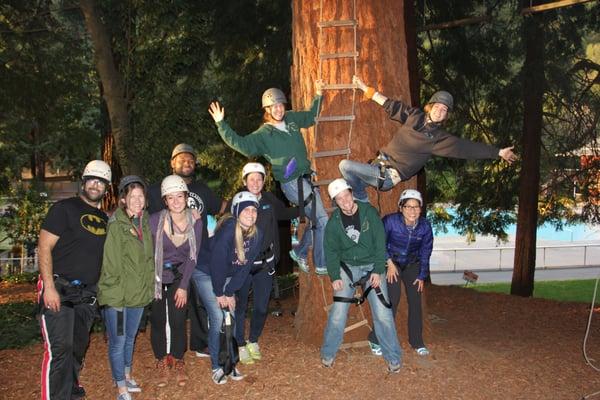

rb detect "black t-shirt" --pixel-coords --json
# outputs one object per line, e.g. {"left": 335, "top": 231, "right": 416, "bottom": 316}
{"left": 341, "top": 209, "right": 361, "bottom": 243}
{"left": 147, "top": 178, "right": 221, "bottom": 250}
{"left": 41, "top": 196, "right": 108, "bottom": 285}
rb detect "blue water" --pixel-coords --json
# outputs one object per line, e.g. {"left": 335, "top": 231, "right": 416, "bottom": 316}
{"left": 436, "top": 220, "right": 600, "bottom": 241}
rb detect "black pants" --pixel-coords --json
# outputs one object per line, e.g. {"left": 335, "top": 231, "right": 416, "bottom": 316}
{"left": 188, "top": 279, "right": 209, "bottom": 352}
{"left": 150, "top": 283, "right": 188, "bottom": 360}
{"left": 235, "top": 263, "right": 274, "bottom": 345}
{"left": 38, "top": 279, "right": 97, "bottom": 400}
{"left": 370, "top": 262, "right": 425, "bottom": 349}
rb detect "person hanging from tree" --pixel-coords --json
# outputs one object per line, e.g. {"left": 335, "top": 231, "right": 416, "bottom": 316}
{"left": 339, "top": 75, "right": 518, "bottom": 202}
{"left": 208, "top": 80, "right": 329, "bottom": 275}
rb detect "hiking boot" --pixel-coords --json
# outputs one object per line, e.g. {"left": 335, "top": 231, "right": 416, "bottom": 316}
{"left": 388, "top": 362, "right": 402, "bottom": 373}
{"left": 321, "top": 358, "right": 334, "bottom": 368}
{"left": 174, "top": 359, "right": 188, "bottom": 387}
{"left": 229, "top": 367, "right": 245, "bottom": 381}
{"left": 238, "top": 345, "right": 255, "bottom": 364}
{"left": 155, "top": 358, "right": 169, "bottom": 387}
{"left": 116, "top": 393, "right": 132, "bottom": 400}
{"left": 289, "top": 250, "right": 309, "bottom": 273}
{"left": 125, "top": 378, "right": 141, "bottom": 393}
{"left": 211, "top": 368, "right": 227, "bottom": 385}
{"left": 369, "top": 341, "right": 382, "bottom": 356}
{"left": 246, "top": 342, "right": 262, "bottom": 360}
{"left": 315, "top": 266, "right": 328, "bottom": 275}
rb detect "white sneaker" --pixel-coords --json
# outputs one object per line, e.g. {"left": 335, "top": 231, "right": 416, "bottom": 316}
{"left": 211, "top": 368, "right": 227, "bottom": 385}
{"left": 229, "top": 367, "right": 244, "bottom": 381}
{"left": 238, "top": 345, "right": 255, "bottom": 365}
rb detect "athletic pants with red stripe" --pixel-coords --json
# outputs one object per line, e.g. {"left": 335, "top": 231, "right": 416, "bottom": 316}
{"left": 39, "top": 281, "right": 96, "bottom": 399}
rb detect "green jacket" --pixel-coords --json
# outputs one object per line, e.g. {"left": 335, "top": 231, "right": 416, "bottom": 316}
{"left": 215, "top": 95, "right": 322, "bottom": 183}
{"left": 97, "top": 208, "right": 155, "bottom": 308}
{"left": 324, "top": 201, "right": 387, "bottom": 281}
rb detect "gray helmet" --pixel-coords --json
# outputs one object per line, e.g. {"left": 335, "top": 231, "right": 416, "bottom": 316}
{"left": 171, "top": 143, "right": 196, "bottom": 160}
{"left": 261, "top": 88, "right": 287, "bottom": 108}
{"left": 118, "top": 175, "right": 146, "bottom": 195}
{"left": 427, "top": 91, "right": 453, "bottom": 111}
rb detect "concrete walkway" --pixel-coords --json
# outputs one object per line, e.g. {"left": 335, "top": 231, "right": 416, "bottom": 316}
{"left": 431, "top": 266, "right": 600, "bottom": 285}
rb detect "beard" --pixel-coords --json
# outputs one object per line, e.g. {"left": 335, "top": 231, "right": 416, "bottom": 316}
{"left": 81, "top": 186, "right": 105, "bottom": 203}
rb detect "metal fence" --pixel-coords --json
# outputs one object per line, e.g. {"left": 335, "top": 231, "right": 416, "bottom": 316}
{"left": 0, "top": 256, "right": 38, "bottom": 276}
{"left": 431, "top": 243, "right": 600, "bottom": 272}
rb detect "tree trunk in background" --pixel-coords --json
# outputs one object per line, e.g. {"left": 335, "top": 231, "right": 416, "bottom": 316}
{"left": 80, "top": 0, "right": 136, "bottom": 177}
{"left": 511, "top": 4, "right": 545, "bottom": 297}
{"left": 291, "top": 0, "right": 424, "bottom": 345}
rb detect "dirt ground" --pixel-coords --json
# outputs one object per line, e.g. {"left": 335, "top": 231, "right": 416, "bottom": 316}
{"left": 1, "top": 282, "right": 598, "bottom": 400}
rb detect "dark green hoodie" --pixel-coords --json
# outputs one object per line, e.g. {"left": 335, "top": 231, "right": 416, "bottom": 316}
{"left": 97, "top": 207, "right": 154, "bottom": 308}
{"left": 215, "top": 95, "right": 322, "bottom": 183}
{"left": 324, "top": 201, "right": 386, "bottom": 281}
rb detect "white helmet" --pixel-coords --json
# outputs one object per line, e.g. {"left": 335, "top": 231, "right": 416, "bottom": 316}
{"left": 398, "top": 189, "right": 423, "bottom": 206}
{"left": 161, "top": 175, "right": 188, "bottom": 197}
{"left": 262, "top": 88, "right": 287, "bottom": 108}
{"left": 231, "top": 191, "right": 259, "bottom": 217}
{"left": 242, "top": 162, "right": 266, "bottom": 179}
{"left": 82, "top": 160, "right": 112, "bottom": 182}
{"left": 328, "top": 178, "right": 352, "bottom": 200}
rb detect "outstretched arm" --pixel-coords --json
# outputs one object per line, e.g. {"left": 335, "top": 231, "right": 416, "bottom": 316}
{"left": 208, "top": 101, "right": 264, "bottom": 157}
{"left": 353, "top": 75, "right": 388, "bottom": 106}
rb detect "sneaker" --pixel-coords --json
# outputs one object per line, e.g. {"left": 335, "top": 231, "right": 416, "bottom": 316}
{"left": 195, "top": 349, "right": 210, "bottom": 358}
{"left": 211, "top": 368, "right": 227, "bottom": 385}
{"left": 117, "top": 393, "right": 132, "bottom": 400}
{"left": 246, "top": 342, "right": 262, "bottom": 360}
{"left": 321, "top": 358, "right": 334, "bottom": 368}
{"left": 315, "top": 267, "right": 328, "bottom": 275}
{"left": 289, "top": 250, "right": 309, "bottom": 273}
{"left": 125, "top": 378, "right": 141, "bottom": 393}
{"left": 369, "top": 341, "right": 382, "bottom": 356}
{"left": 415, "top": 347, "right": 430, "bottom": 356}
{"left": 174, "top": 359, "right": 188, "bottom": 387}
{"left": 155, "top": 358, "right": 169, "bottom": 388}
{"left": 388, "top": 362, "right": 402, "bottom": 373}
{"left": 238, "top": 345, "right": 255, "bottom": 364}
{"left": 229, "top": 367, "right": 245, "bottom": 381}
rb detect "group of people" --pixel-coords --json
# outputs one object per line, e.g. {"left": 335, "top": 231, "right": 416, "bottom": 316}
{"left": 37, "top": 74, "right": 517, "bottom": 399}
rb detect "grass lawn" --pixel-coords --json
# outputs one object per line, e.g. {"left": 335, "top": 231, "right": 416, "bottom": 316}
{"left": 470, "top": 279, "right": 599, "bottom": 303}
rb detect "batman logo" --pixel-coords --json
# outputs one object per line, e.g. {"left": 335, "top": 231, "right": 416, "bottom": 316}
{"left": 80, "top": 214, "right": 107, "bottom": 236}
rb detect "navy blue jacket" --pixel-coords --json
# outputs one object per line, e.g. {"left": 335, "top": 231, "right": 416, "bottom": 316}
{"left": 383, "top": 213, "right": 433, "bottom": 280}
{"left": 196, "top": 218, "right": 262, "bottom": 296}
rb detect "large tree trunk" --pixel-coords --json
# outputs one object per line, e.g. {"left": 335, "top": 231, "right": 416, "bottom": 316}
{"left": 291, "top": 0, "right": 423, "bottom": 346}
{"left": 80, "top": 0, "right": 136, "bottom": 176}
{"left": 511, "top": 3, "right": 545, "bottom": 297}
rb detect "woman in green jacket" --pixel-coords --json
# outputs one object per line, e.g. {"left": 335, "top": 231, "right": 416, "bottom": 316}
{"left": 208, "top": 81, "right": 329, "bottom": 275}
{"left": 98, "top": 176, "right": 154, "bottom": 400}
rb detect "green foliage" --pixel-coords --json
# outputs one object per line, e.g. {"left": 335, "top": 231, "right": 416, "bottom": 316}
{"left": 0, "top": 271, "right": 38, "bottom": 284}
{"left": 0, "top": 183, "right": 49, "bottom": 249}
{"left": 418, "top": 0, "right": 599, "bottom": 238}
{"left": 469, "top": 279, "right": 598, "bottom": 303}
{"left": 0, "top": 301, "right": 40, "bottom": 349}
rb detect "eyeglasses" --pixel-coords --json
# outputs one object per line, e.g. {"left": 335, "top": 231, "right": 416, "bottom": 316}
{"left": 402, "top": 205, "right": 420, "bottom": 211}
{"left": 86, "top": 178, "right": 107, "bottom": 187}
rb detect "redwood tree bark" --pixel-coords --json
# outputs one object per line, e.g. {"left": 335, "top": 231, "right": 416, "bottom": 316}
{"left": 291, "top": 0, "right": 423, "bottom": 345}
{"left": 80, "top": 0, "right": 136, "bottom": 176}
{"left": 511, "top": 4, "right": 545, "bottom": 297}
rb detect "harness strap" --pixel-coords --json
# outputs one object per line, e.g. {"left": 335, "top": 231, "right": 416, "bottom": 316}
{"left": 296, "top": 174, "right": 317, "bottom": 230}
{"left": 332, "top": 262, "right": 391, "bottom": 309}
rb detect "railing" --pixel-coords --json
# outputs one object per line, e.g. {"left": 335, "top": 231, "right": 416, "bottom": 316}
{"left": 0, "top": 256, "right": 38, "bottom": 276}
{"left": 431, "top": 243, "right": 600, "bottom": 272}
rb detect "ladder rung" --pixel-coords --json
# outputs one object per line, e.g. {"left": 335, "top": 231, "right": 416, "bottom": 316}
{"left": 322, "top": 83, "right": 357, "bottom": 90}
{"left": 313, "top": 148, "right": 351, "bottom": 158}
{"left": 344, "top": 319, "right": 369, "bottom": 333}
{"left": 313, "top": 179, "right": 335, "bottom": 187}
{"left": 320, "top": 51, "right": 359, "bottom": 60}
{"left": 316, "top": 115, "right": 355, "bottom": 122}
{"left": 318, "top": 19, "right": 357, "bottom": 28}
{"left": 339, "top": 340, "right": 371, "bottom": 350}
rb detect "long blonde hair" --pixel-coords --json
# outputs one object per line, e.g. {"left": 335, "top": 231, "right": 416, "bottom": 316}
{"left": 217, "top": 213, "right": 258, "bottom": 264}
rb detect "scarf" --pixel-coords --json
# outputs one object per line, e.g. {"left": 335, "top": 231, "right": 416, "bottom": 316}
{"left": 154, "top": 208, "right": 197, "bottom": 299}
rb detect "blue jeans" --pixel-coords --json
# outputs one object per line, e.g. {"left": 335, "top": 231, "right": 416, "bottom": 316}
{"left": 281, "top": 177, "right": 328, "bottom": 268}
{"left": 102, "top": 306, "right": 144, "bottom": 387}
{"left": 338, "top": 159, "right": 396, "bottom": 202}
{"left": 320, "top": 264, "right": 402, "bottom": 366}
{"left": 192, "top": 269, "right": 228, "bottom": 370}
